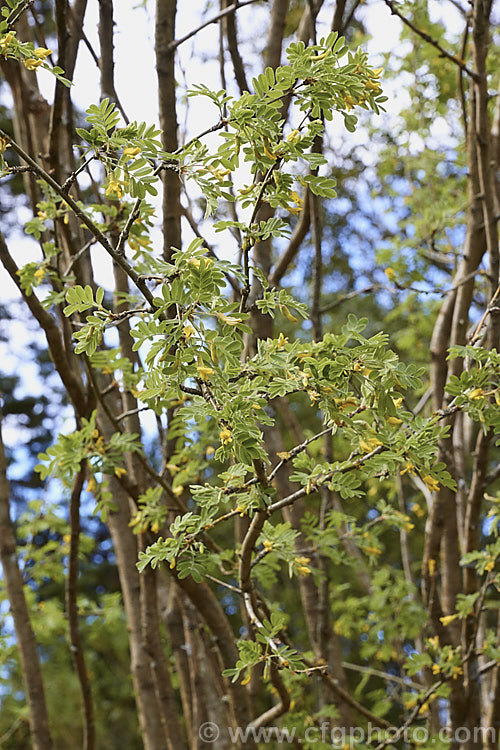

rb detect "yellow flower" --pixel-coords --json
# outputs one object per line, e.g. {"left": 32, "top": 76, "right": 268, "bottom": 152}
{"left": 451, "top": 665, "right": 463, "bottom": 679}
{"left": 366, "top": 78, "right": 382, "bottom": 91}
{"left": 0, "top": 33, "right": 13, "bottom": 53}
{"left": 33, "top": 47, "right": 52, "bottom": 59}
{"left": 276, "top": 332, "right": 288, "bottom": 349}
{"left": 182, "top": 325, "right": 195, "bottom": 339}
{"left": 297, "top": 565, "right": 312, "bottom": 576}
{"left": 432, "top": 663, "right": 440, "bottom": 675}
{"left": 467, "top": 388, "right": 484, "bottom": 400}
{"left": 387, "top": 416, "right": 402, "bottom": 427}
{"left": 197, "top": 364, "right": 214, "bottom": 380}
{"left": 24, "top": 57, "right": 44, "bottom": 70}
{"left": 385, "top": 267, "right": 396, "bottom": 281}
{"left": 440, "top": 614, "right": 458, "bottom": 627}
{"left": 365, "top": 546, "right": 382, "bottom": 556}
{"left": 412, "top": 502, "right": 426, "bottom": 519}
{"left": 105, "top": 179, "right": 124, "bottom": 198}
{"left": 219, "top": 428, "right": 232, "bottom": 445}
{"left": 404, "top": 697, "right": 417, "bottom": 709}
{"left": 428, "top": 558, "right": 436, "bottom": 576}
{"left": 485, "top": 560, "right": 495, "bottom": 572}
{"left": 241, "top": 672, "right": 251, "bottom": 686}
{"left": 344, "top": 94, "right": 355, "bottom": 110}
{"left": 172, "top": 485, "right": 184, "bottom": 497}
{"left": 263, "top": 540, "right": 273, "bottom": 551}
{"left": 87, "top": 477, "right": 97, "bottom": 494}
{"left": 188, "top": 257, "right": 212, "bottom": 268}
{"left": 217, "top": 312, "right": 242, "bottom": 326}
{"left": 400, "top": 461, "right": 416, "bottom": 476}
{"left": 296, "top": 556, "right": 311, "bottom": 565}
{"left": 287, "top": 129, "right": 300, "bottom": 143}
{"left": 287, "top": 191, "right": 304, "bottom": 215}
{"left": 428, "top": 636, "right": 439, "bottom": 649}
{"left": 393, "top": 397, "right": 403, "bottom": 408}
{"left": 114, "top": 466, "right": 127, "bottom": 478}
{"left": 280, "top": 304, "right": 298, "bottom": 322}
{"left": 359, "top": 436, "right": 382, "bottom": 453}
{"left": 62, "top": 533, "right": 71, "bottom": 545}
{"left": 422, "top": 475, "right": 440, "bottom": 493}
{"left": 276, "top": 451, "right": 291, "bottom": 460}
{"left": 205, "top": 445, "right": 215, "bottom": 458}
{"left": 213, "top": 168, "right": 230, "bottom": 180}
{"left": 122, "top": 146, "right": 141, "bottom": 158}
{"left": 34, "top": 267, "right": 46, "bottom": 281}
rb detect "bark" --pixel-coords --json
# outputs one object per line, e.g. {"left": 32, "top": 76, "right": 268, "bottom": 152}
{"left": 105, "top": 477, "right": 169, "bottom": 750}
{"left": 66, "top": 465, "right": 96, "bottom": 750}
{"left": 156, "top": 0, "right": 181, "bottom": 259}
{"left": 139, "top": 539, "right": 185, "bottom": 750}
{"left": 170, "top": 574, "right": 258, "bottom": 749}
{"left": 0, "top": 414, "right": 53, "bottom": 750}
{"left": 221, "top": 0, "right": 249, "bottom": 94}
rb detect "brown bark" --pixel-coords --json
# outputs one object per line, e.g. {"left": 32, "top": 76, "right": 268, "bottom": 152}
{"left": 105, "top": 477, "right": 170, "bottom": 750}
{"left": 0, "top": 414, "right": 53, "bottom": 750}
{"left": 66, "top": 465, "right": 96, "bottom": 750}
{"left": 139, "top": 540, "right": 185, "bottom": 750}
{"left": 156, "top": 0, "right": 181, "bottom": 259}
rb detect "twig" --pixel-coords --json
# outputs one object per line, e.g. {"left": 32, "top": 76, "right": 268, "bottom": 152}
{"left": 267, "top": 427, "right": 333, "bottom": 482}
{"left": 469, "top": 281, "right": 500, "bottom": 343}
{"left": 383, "top": 0, "right": 480, "bottom": 82}
{"left": 62, "top": 239, "right": 96, "bottom": 277}
{"left": 341, "top": 660, "right": 421, "bottom": 691}
{"left": 61, "top": 154, "right": 97, "bottom": 195}
{"left": 266, "top": 445, "right": 385, "bottom": 515}
{"left": 167, "top": 0, "right": 266, "bottom": 52}
{"left": 6, "top": 0, "right": 34, "bottom": 28}
{"left": 0, "top": 129, "right": 157, "bottom": 308}
{"left": 319, "top": 284, "right": 378, "bottom": 314}
{"left": 116, "top": 406, "right": 149, "bottom": 422}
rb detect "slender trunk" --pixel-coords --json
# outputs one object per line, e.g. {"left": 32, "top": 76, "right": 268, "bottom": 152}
{"left": 156, "top": 0, "right": 181, "bottom": 259}
{"left": 0, "top": 414, "right": 53, "bottom": 750}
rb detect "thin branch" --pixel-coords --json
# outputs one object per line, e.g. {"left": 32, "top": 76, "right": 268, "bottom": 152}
{"left": 341, "top": 660, "right": 421, "bottom": 691}
{"left": 267, "top": 445, "right": 385, "bottom": 515}
{"left": 6, "top": 0, "right": 34, "bottom": 28}
{"left": 267, "top": 427, "right": 333, "bottom": 482}
{"left": 383, "top": 0, "right": 480, "bottom": 83}
{"left": 269, "top": 190, "right": 310, "bottom": 286}
{"left": 0, "top": 130, "right": 157, "bottom": 308}
{"left": 66, "top": 464, "right": 96, "bottom": 750}
{"left": 167, "top": 0, "right": 266, "bottom": 52}
{"left": 221, "top": 0, "right": 250, "bottom": 94}
{"left": 319, "top": 285, "right": 378, "bottom": 314}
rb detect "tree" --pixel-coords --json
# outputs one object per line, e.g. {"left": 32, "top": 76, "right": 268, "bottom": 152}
{"left": 0, "top": 1, "right": 499, "bottom": 749}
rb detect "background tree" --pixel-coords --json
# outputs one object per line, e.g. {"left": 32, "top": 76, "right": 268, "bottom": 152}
{"left": 0, "top": 2, "right": 499, "bottom": 750}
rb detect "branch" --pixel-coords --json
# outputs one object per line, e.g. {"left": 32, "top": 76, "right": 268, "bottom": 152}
{"left": 383, "top": 0, "right": 480, "bottom": 83}
{"left": 221, "top": 0, "right": 250, "bottom": 94}
{"left": 0, "top": 412, "right": 53, "bottom": 750}
{"left": 0, "top": 229, "right": 86, "bottom": 415}
{"left": 66, "top": 464, "right": 96, "bottom": 750}
{"left": 0, "top": 131, "right": 157, "bottom": 308}
{"left": 167, "top": 0, "right": 266, "bottom": 52}
{"left": 266, "top": 445, "right": 385, "bottom": 515}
